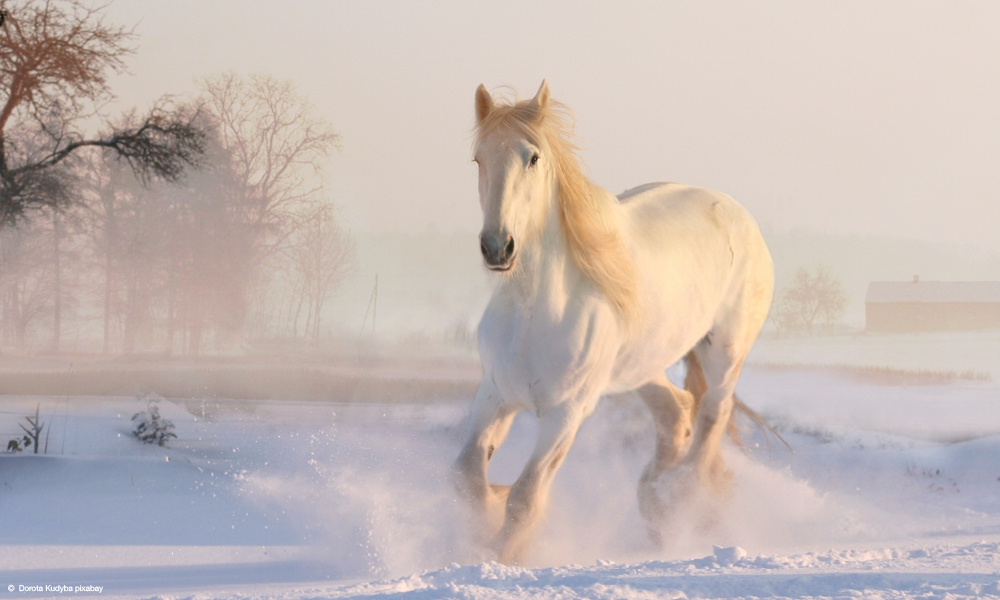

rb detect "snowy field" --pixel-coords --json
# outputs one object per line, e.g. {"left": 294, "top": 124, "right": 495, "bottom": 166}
{"left": 3, "top": 362, "right": 1000, "bottom": 598}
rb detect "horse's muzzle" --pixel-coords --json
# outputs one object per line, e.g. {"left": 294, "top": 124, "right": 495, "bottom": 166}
{"left": 480, "top": 233, "right": 516, "bottom": 271}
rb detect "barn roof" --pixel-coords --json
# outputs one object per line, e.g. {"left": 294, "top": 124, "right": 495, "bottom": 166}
{"left": 866, "top": 281, "right": 1000, "bottom": 304}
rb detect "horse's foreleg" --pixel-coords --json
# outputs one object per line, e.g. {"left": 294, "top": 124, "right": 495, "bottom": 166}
{"left": 635, "top": 373, "right": 695, "bottom": 544}
{"left": 494, "top": 402, "right": 585, "bottom": 565}
{"left": 454, "top": 383, "right": 519, "bottom": 537}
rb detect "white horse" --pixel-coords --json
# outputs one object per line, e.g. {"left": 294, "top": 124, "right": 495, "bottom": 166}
{"left": 454, "top": 81, "right": 775, "bottom": 565}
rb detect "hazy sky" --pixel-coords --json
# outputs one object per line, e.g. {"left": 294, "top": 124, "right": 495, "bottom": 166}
{"left": 102, "top": 1, "right": 1000, "bottom": 250}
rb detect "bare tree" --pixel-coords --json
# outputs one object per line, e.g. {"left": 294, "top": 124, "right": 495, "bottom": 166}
{"left": 197, "top": 73, "right": 342, "bottom": 343}
{"left": 0, "top": 0, "right": 204, "bottom": 225}
{"left": 160, "top": 139, "right": 250, "bottom": 356}
{"left": 114, "top": 180, "right": 167, "bottom": 355}
{"left": 19, "top": 404, "right": 44, "bottom": 455}
{"left": 76, "top": 154, "right": 121, "bottom": 353}
{"left": 198, "top": 72, "right": 339, "bottom": 256}
{"left": 290, "top": 204, "right": 354, "bottom": 342}
{"left": 47, "top": 198, "right": 87, "bottom": 354}
{"left": 72, "top": 128, "right": 255, "bottom": 356}
{"left": 773, "top": 264, "right": 848, "bottom": 335}
{"left": 50, "top": 204, "right": 62, "bottom": 352}
{"left": 74, "top": 153, "right": 171, "bottom": 354}
{"left": 0, "top": 218, "right": 53, "bottom": 347}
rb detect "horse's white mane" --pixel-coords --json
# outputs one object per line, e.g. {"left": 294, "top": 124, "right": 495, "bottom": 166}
{"left": 475, "top": 94, "right": 640, "bottom": 329}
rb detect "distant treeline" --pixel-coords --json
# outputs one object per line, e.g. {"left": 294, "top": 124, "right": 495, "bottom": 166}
{"left": 0, "top": 74, "right": 353, "bottom": 355}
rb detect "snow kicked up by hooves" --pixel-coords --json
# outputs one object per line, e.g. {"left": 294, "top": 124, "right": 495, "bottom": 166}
{"left": 4, "top": 366, "right": 1000, "bottom": 598}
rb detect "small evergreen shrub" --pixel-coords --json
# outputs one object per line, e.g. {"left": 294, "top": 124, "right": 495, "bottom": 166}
{"left": 132, "top": 396, "right": 177, "bottom": 447}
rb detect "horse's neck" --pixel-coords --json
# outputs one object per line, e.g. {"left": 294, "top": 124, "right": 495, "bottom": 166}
{"left": 508, "top": 182, "right": 611, "bottom": 310}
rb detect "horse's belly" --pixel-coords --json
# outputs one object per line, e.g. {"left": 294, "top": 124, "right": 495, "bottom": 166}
{"left": 606, "top": 323, "right": 704, "bottom": 393}
{"left": 605, "top": 266, "right": 724, "bottom": 393}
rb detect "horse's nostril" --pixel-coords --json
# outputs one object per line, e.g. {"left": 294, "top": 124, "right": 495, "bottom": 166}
{"left": 480, "top": 234, "right": 513, "bottom": 266}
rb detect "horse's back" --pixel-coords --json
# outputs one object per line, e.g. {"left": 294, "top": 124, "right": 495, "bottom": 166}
{"left": 618, "top": 182, "right": 677, "bottom": 203}
{"left": 619, "top": 182, "right": 768, "bottom": 261}
{"left": 618, "top": 181, "right": 773, "bottom": 352}
{"left": 619, "top": 183, "right": 750, "bottom": 259}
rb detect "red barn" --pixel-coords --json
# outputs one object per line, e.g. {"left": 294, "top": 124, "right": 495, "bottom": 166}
{"left": 865, "top": 278, "right": 1000, "bottom": 332}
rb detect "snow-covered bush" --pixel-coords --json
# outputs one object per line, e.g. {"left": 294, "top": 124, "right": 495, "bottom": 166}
{"left": 131, "top": 396, "right": 177, "bottom": 447}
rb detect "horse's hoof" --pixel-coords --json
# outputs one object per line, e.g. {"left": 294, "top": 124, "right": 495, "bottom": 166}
{"left": 644, "top": 525, "right": 664, "bottom": 548}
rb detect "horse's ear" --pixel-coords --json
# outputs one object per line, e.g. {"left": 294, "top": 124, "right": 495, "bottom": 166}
{"left": 530, "top": 80, "right": 550, "bottom": 115}
{"left": 475, "top": 84, "right": 493, "bottom": 125}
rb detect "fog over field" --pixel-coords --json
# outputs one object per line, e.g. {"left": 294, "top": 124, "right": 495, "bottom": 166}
{"left": 1, "top": 2, "right": 999, "bottom": 599}
{"left": 326, "top": 229, "right": 1000, "bottom": 341}
{"left": 0, "top": 0, "right": 997, "bottom": 352}
{"left": 101, "top": 1, "right": 1000, "bottom": 246}
{"left": 101, "top": 0, "right": 1000, "bottom": 345}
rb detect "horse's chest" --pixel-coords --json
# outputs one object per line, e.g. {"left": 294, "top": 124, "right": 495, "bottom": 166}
{"left": 478, "top": 299, "right": 616, "bottom": 406}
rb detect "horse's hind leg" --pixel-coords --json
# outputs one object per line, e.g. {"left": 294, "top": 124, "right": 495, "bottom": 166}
{"left": 686, "top": 296, "right": 769, "bottom": 493}
{"left": 685, "top": 339, "right": 742, "bottom": 493}
{"left": 454, "top": 382, "right": 519, "bottom": 539}
{"left": 635, "top": 373, "right": 695, "bottom": 545}
{"left": 686, "top": 247, "right": 772, "bottom": 492}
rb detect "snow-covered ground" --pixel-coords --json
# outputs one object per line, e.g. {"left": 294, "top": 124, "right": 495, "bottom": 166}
{"left": 3, "top": 363, "right": 1000, "bottom": 599}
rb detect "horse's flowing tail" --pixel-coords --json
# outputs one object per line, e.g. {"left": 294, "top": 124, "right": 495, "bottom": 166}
{"left": 683, "top": 351, "right": 790, "bottom": 452}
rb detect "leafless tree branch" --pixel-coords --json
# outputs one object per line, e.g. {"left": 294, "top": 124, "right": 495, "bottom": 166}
{"left": 0, "top": 1, "right": 205, "bottom": 226}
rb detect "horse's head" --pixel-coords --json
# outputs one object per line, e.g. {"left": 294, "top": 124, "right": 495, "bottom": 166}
{"left": 472, "top": 81, "right": 556, "bottom": 272}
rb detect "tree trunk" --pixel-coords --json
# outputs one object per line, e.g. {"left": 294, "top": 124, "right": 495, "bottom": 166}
{"left": 101, "top": 193, "right": 116, "bottom": 355}
{"left": 303, "top": 294, "right": 313, "bottom": 343}
{"left": 103, "top": 261, "right": 112, "bottom": 353}
{"left": 188, "top": 290, "right": 202, "bottom": 356}
{"left": 165, "top": 271, "right": 175, "bottom": 357}
{"left": 292, "top": 287, "right": 305, "bottom": 340}
{"left": 2, "top": 288, "right": 11, "bottom": 346}
{"left": 313, "top": 287, "right": 328, "bottom": 343}
{"left": 190, "top": 318, "right": 202, "bottom": 356}
{"left": 14, "top": 285, "right": 26, "bottom": 348}
{"left": 51, "top": 209, "right": 61, "bottom": 354}
{"left": 122, "top": 279, "right": 137, "bottom": 355}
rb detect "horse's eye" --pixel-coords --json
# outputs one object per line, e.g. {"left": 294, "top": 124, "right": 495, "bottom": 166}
{"left": 529, "top": 154, "right": 539, "bottom": 167}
